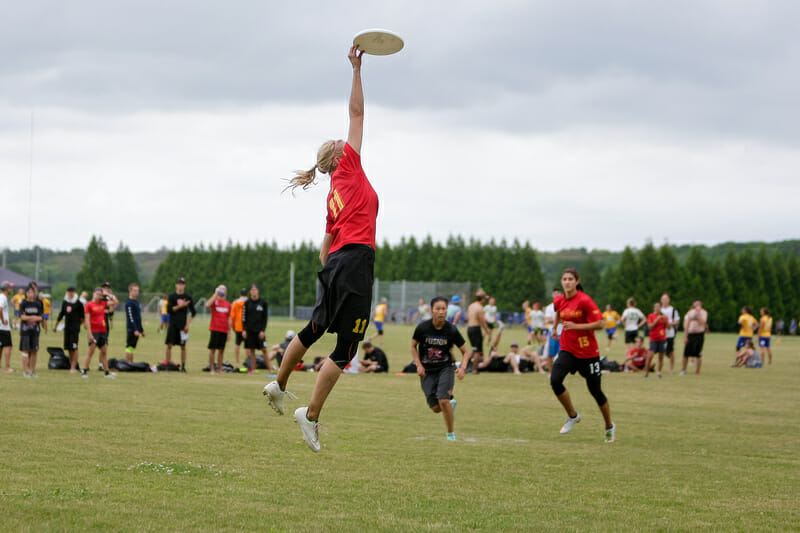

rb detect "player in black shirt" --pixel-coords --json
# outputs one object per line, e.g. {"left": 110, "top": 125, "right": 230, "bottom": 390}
{"left": 164, "top": 277, "right": 196, "bottom": 372}
{"left": 359, "top": 341, "right": 389, "bottom": 373}
{"left": 411, "top": 296, "right": 471, "bottom": 441}
{"left": 52, "top": 286, "right": 85, "bottom": 372}
{"left": 19, "top": 283, "right": 44, "bottom": 378}
{"left": 242, "top": 284, "right": 269, "bottom": 374}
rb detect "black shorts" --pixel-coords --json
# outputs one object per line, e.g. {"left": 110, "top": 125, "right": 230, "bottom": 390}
{"left": 684, "top": 333, "right": 705, "bottom": 358}
{"left": 244, "top": 330, "right": 265, "bottom": 350}
{"left": 165, "top": 323, "right": 185, "bottom": 346}
{"left": 0, "top": 330, "right": 13, "bottom": 348}
{"left": 486, "top": 356, "right": 509, "bottom": 372}
{"left": 126, "top": 331, "right": 139, "bottom": 349}
{"left": 20, "top": 332, "right": 39, "bottom": 352}
{"left": 624, "top": 330, "right": 638, "bottom": 344}
{"left": 420, "top": 365, "right": 455, "bottom": 408}
{"left": 235, "top": 331, "right": 244, "bottom": 346}
{"left": 311, "top": 244, "right": 374, "bottom": 341}
{"left": 665, "top": 337, "right": 675, "bottom": 354}
{"left": 487, "top": 322, "right": 497, "bottom": 330}
{"left": 63, "top": 330, "right": 80, "bottom": 351}
{"left": 208, "top": 330, "right": 228, "bottom": 350}
{"left": 467, "top": 326, "right": 483, "bottom": 354}
{"left": 91, "top": 332, "right": 109, "bottom": 349}
{"left": 552, "top": 351, "right": 601, "bottom": 380}
{"left": 649, "top": 340, "right": 667, "bottom": 354}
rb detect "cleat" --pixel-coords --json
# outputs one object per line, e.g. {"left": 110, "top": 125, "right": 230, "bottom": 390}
{"left": 604, "top": 422, "right": 616, "bottom": 443}
{"left": 560, "top": 413, "right": 581, "bottom": 434}
{"left": 446, "top": 432, "right": 456, "bottom": 441}
{"left": 263, "top": 381, "right": 296, "bottom": 415}
{"left": 294, "top": 407, "right": 321, "bottom": 452}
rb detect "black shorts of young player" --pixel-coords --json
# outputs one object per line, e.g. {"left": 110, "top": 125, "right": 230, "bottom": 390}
{"left": 63, "top": 330, "right": 80, "bottom": 351}
{"left": 90, "top": 332, "right": 109, "bottom": 349}
{"left": 421, "top": 365, "right": 455, "bottom": 408}
{"left": 467, "top": 326, "right": 483, "bottom": 354}
{"left": 624, "top": 330, "right": 638, "bottom": 344}
{"left": 165, "top": 323, "right": 186, "bottom": 346}
{"left": 297, "top": 244, "right": 374, "bottom": 368}
{"left": 244, "top": 330, "right": 265, "bottom": 351}
{"left": 126, "top": 331, "right": 140, "bottom": 350}
{"left": 550, "top": 351, "right": 607, "bottom": 407}
{"left": 208, "top": 331, "right": 227, "bottom": 351}
{"left": 235, "top": 331, "right": 244, "bottom": 346}
{"left": 684, "top": 333, "right": 705, "bottom": 358}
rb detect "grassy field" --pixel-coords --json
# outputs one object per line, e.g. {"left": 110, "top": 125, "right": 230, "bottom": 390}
{"left": 2, "top": 315, "right": 798, "bottom": 532}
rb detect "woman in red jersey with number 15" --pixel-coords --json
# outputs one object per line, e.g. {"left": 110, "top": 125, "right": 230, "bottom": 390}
{"left": 264, "top": 45, "right": 378, "bottom": 453}
{"left": 550, "top": 268, "right": 615, "bottom": 443}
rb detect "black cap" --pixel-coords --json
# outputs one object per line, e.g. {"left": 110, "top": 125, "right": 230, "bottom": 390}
{"left": 239, "top": 288, "right": 247, "bottom": 296}
{"left": 66, "top": 285, "right": 76, "bottom": 291}
{"left": 176, "top": 277, "right": 186, "bottom": 284}
{"left": 101, "top": 281, "right": 111, "bottom": 287}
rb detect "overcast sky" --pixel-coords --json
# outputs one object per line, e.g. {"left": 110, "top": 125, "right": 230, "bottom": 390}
{"left": 1, "top": 1, "right": 798, "bottom": 253}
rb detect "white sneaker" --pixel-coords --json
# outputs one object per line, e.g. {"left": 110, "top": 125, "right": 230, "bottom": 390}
{"left": 679, "top": 370, "right": 687, "bottom": 376}
{"left": 294, "top": 407, "right": 321, "bottom": 453}
{"left": 263, "top": 381, "right": 297, "bottom": 415}
{"left": 604, "top": 422, "right": 616, "bottom": 443}
{"left": 560, "top": 413, "right": 581, "bottom": 434}
{"left": 104, "top": 374, "right": 115, "bottom": 379}
{"left": 30, "top": 372, "right": 39, "bottom": 378}
{"left": 23, "top": 371, "right": 31, "bottom": 378}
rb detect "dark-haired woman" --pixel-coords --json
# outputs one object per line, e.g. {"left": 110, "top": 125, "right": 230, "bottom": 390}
{"left": 550, "top": 269, "right": 615, "bottom": 443}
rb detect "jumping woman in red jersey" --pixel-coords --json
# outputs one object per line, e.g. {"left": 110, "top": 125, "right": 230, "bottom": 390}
{"left": 550, "top": 268, "right": 616, "bottom": 443}
{"left": 264, "top": 45, "right": 378, "bottom": 453}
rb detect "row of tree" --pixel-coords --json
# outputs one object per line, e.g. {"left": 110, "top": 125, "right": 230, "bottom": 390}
{"left": 577, "top": 243, "right": 800, "bottom": 332}
{"left": 75, "top": 236, "right": 140, "bottom": 293}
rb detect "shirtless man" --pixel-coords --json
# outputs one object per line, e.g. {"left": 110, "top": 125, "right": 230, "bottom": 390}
{"left": 466, "top": 289, "right": 491, "bottom": 374}
{"left": 681, "top": 299, "right": 709, "bottom": 375}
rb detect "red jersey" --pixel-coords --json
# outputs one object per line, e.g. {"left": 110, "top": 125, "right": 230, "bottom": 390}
{"left": 628, "top": 347, "right": 648, "bottom": 367}
{"left": 209, "top": 299, "right": 231, "bottom": 333}
{"left": 554, "top": 291, "right": 602, "bottom": 359}
{"left": 325, "top": 143, "right": 378, "bottom": 255}
{"left": 85, "top": 300, "right": 108, "bottom": 333}
{"left": 648, "top": 313, "right": 667, "bottom": 341}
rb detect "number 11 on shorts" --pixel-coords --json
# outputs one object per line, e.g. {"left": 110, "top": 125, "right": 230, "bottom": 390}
{"left": 352, "top": 318, "right": 368, "bottom": 334}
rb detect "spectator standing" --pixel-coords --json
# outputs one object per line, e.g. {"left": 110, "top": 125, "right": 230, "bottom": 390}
{"left": 682, "top": 300, "right": 709, "bottom": 375}
{"left": 621, "top": 298, "right": 646, "bottom": 353}
{"left": 483, "top": 296, "right": 499, "bottom": 347}
{"left": 543, "top": 289, "right": 563, "bottom": 362}
{"left": 736, "top": 306, "right": 759, "bottom": 354}
{"left": 125, "top": 283, "right": 145, "bottom": 362}
{"left": 758, "top": 308, "right": 773, "bottom": 366}
{"left": 466, "top": 289, "right": 490, "bottom": 374}
{"left": 529, "top": 302, "right": 545, "bottom": 346}
{"left": 205, "top": 285, "right": 232, "bottom": 374}
{"left": 52, "top": 286, "right": 85, "bottom": 372}
{"left": 82, "top": 287, "right": 118, "bottom": 378}
{"left": 230, "top": 288, "right": 247, "bottom": 365}
{"left": 413, "top": 298, "right": 432, "bottom": 323}
{"left": 446, "top": 296, "right": 462, "bottom": 324}
{"left": 158, "top": 294, "right": 169, "bottom": 332}
{"left": 101, "top": 281, "right": 115, "bottom": 332}
{"left": 359, "top": 341, "right": 389, "bottom": 373}
{"left": 19, "top": 283, "right": 44, "bottom": 377}
{"left": 369, "top": 297, "right": 388, "bottom": 343}
{"left": 602, "top": 304, "right": 621, "bottom": 353}
{"left": 12, "top": 287, "right": 25, "bottom": 330}
{"left": 645, "top": 302, "right": 669, "bottom": 378}
{"left": 242, "top": 284, "right": 269, "bottom": 374}
{"left": 39, "top": 293, "right": 51, "bottom": 333}
{"left": 0, "top": 282, "right": 14, "bottom": 372}
{"left": 550, "top": 269, "right": 615, "bottom": 443}
{"left": 411, "top": 296, "right": 471, "bottom": 441}
{"left": 165, "top": 277, "right": 196, "bottom": 372}
{"left": 660, "top": 294, "right": 681, "bottom": 375}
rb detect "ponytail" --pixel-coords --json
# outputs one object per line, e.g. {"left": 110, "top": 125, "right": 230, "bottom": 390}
{"left": 283, "top": 140, "right": 341, "bottom": 194}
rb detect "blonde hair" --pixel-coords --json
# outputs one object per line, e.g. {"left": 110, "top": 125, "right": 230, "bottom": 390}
{"left": 284, "top": 140, "right": 341, "bottom": 193}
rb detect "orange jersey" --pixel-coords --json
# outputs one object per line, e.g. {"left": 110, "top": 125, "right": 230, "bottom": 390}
{"left": 230, "top": 299, "right": 245, "bottom": 332}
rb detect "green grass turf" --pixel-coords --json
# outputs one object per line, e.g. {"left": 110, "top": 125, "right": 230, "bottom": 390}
{"left": 2, "top": 315, "right": 798, "bottom": 531}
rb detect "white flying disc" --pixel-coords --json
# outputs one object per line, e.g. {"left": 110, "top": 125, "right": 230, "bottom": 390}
{"left": 353, "top": 29, "right": 404, "bottom": 56}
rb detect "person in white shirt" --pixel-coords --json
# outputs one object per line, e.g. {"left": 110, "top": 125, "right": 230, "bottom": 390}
{"left": 483, "top": 297, "right": 502, "bottom": 348}
{"left": 621, "top": 297, "right": 646, "bottom": 353}
{"left": 660, "top": 293, "right": 681, "bottom": 375}
{"left": 0, "top": 282, "right": 14, "bottom": 372}
{"left": 528, "top": 302, "right": 546, "bottom": 345}
{"left": 542, "top": 289, "right": 563, "bottom": 368}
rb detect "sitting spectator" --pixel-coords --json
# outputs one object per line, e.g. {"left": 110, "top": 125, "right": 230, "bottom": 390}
{"left": 476, "top": 343, "right": 529, "bottom": 374}
{"left": 520, "top": 343, "right": 549, "bottom": 374}
{"left": 359, "top": 341, "right": 389, "bottom": 373}
{"left": 623, "top": 337, "right": 654, "bottom": 373}
{"left": 733, "top": 339, "right": 762, "bottom": 368}
{"left": 268, "top": 330, "right": 296, "bottom": 368}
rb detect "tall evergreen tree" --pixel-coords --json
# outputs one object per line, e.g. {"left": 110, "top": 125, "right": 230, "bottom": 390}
{"left": 114, "top": 242, "right": 140, "bottom": 290}
{"left": 75, "top": 236, "right": 114, "bottom": 292}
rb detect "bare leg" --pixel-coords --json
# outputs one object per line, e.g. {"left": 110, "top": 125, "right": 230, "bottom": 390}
{"left": 84, "top": 345, "right": 96, "bottom": 371}
{"left": 234, "top": 342, "right": 241, "bottom": 365}
{"left": 681, "top": 356, "right": 688, "bottom": 373}
{"left": 695, "top": 357, "right": 702, "bottom": 374}
{"left": 2, "top": 346, "right": 11, "bottom": 371}
{"left": 643, "top": 352, "right": 653, "bottom": 377}
{"left": 277, "top": 335, "right": 309, "bottom": 390}
{"left": 165, "top": 344, "right": 173, "bottom": 364}
{"left": 437, "top": 398, "right": 455, "bottom": 433}
{"left": 180, "top": 345, "right": 187, "bottom": 368}
{"left": 217, "top": 350, "right": 224, "bottom": 373}
{"left": 99, "top": 346, "right": 109, "bottom": 373}
{"left": 668, "top": 353, "right": 674, "bottom": 373}
{"left": 29, "top": 351, "right": 38, "bottom": 373}
{"left": 306, "top": 358, "right": 342, "bottom": 420}
{"left": 556, "top": 390, "right": 578, "bottom": 419}
{"left": 493, "top": 328, "right": 503, "bottom": 350}
{"left": 598, "top": 400, "right": 612, "bottom": 429}
{"left": 209, "top": 350, "right": 216, "bottom": 374}
{"left": 505, "top": 354, "right": 521, "bottom": 375}
{"left": 21, "top": 352, "right": 29, "bottom": 373}
{"left": 657, "top": 353, "right": 664, "bottom": 373}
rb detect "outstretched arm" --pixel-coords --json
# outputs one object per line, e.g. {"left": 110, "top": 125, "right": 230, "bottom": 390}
{"left": 347, "top": 46, "right": 364, "bottom": 154}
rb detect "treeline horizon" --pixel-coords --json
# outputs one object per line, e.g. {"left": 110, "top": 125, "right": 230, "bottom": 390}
{"left": 5, "top": 237, "right": 799, "bottom": 333}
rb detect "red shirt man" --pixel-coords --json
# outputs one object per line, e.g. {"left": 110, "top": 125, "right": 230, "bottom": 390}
{"left": 325, "top": 142, "right": 378, "bottom": 255}
{"left": 85, "top": 299, "right": 108, "bottom": 334}
{"left": 554, "top": 292, "right": 603, "bottom": 358}
{"left": 210, "top": 299, "right": 231, "bottom": 333}
{"left": 648, "top": 312, "right": 668, "bottom": 342}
